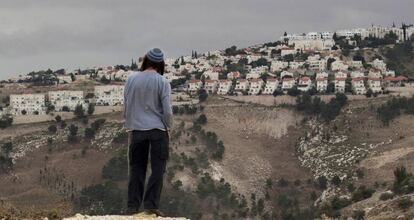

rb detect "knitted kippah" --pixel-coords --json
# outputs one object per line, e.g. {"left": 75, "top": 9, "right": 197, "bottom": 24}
{"left": 146, "top": 48, "right": 164, "bottom": 63}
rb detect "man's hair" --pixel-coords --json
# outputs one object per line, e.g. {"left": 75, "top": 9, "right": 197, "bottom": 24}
{"left": 140, "top": 56, "right": 165, "bottom": 75}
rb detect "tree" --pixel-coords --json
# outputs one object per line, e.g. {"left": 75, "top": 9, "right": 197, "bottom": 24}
{"left": 198, "top": 89, "right": 208, "bottom": 102}
{"left": 327, "top": 58, "right": 336, "bottom": 70}
{"left": 87, "top": 103, "right": 95, "bottom": 115}
{"left": 60, "top": 120, "right": 67, "bottom": 129}
{"left": 317, "top": 176, "right": 328, "bottom": 189}
{"left": 68, "top": 124, "right": 78, "bottom": 142}
{"left": 91, "top": 119, "right": 106, "bottom": 130}
{"left": 84, "top": 127, "right": 95, "bottom": 139}
{"left": 366, "top": 89, "right": 373, "bottom": 98}
{"left": 55, "top": 115, "right": 62, "bottom": 123}
{"left": 196, "top": 114, "right": 207, "bottom": 125}
{"left": 331, "top": 175, "right": 341, "bottom": 186}
{"left": 48, "top": 124, "right": 57, "bottom": 133}
{"left": 62, "top": 106, "right": 70, "bottom": 112}
{"left": 100, "top": 75, "right": 110, "bottom": 84}
{"left": 74, "top": 104, "right": 85, "bottom": 118}
{"left": 130, "top": 59, "right": 138, "bottom": 70}
{"left": 2, "top": 142, "right": 13, "bottom": 156}
{"left": 0, "top": 116, "right": 13, "bottom": 129}
{"left": 287, "top": 86, "right": 300, "bottom": 96}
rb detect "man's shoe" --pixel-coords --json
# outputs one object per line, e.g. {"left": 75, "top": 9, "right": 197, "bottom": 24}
{"left": 125, "top": 207, "right": 139, "bottom": 215}
{"left": 146, "top": 209, "right": 166, "bottom": 217}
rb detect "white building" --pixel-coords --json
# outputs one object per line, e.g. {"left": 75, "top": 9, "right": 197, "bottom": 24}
{"left": 298, "top": 77, "right": 312, "bottom": 92}
{"left": 57, "top": 75, "right": 73, "bottom": 84}
{"left": 217, "top": 80, "right": 232, "bottom": 95}
{"left": 316, "top": 72, "right": 329, "bottom": 79}
{"left": 334, "top": 77, "right": 346, "bottom": 93}
{"left": 289, "top": 61, "right": 305, "bottom": 70}
{"left": 227, "top": 71, "right": 241, "bottom": 80}
{"left": 10, "top": 94, "right": 46, "bottom": 115}
{"left": 371, "top": 59, "right": 387, "bottom": 72}
{"left": 94, "top": 85, "right": 124, "bottom": 106}
{"left": 203, "top": 71, "right": 220, "bottom": 80}
{"left": 289, "top": 38, "right": 335, "bottom": 51}
{"left": 367, "top": 78, "right": 382, "bottom": 93}
{"left": 234, "top": 79, "right": 250, "bottom": 94}
{"left": 350, "top": 71, "right": 365, "bottom": 78}
{"left": 187, "top": 80, "right": 203, "bottom": 94}
{"left": 281, "top": 48, "right": 296, "bottom": 57}
{"left": 246, "top": 72, "right": 261, "bottom": 80}
{"left": 331, "top": 61, "right": 349, "bottom": 71}
{"left": 368, "top": 69, "right": 382, "bottom": 78}
{"left": 263, "top": 78, "right": 279, "bottom": 95}
{"left": 49, "top": 90, "right": 87, "bottom": 111}
{"left": 335, "top": 71, "right": 348, "bottom": 79}
{"left": 316, "top": 78, "right": 328, "bottom": 93}
{"left": 307, "top": 55, "right": 327, "bottom": 71}
{"left": 281, "top": 78, "right": 296, "bottom": 91}
{"left": 204, "top": 80, "right": 219, "bottom": 94}
{"left": 248, "top": 79, "right": 264, "bottom": 95}
{"left": 280, "top": 71, "right": 294, "bottom": 79}
{"left": 349, "top": 61, "right": 363, "bottom": 69}
{"left": 352, "top": 78, "right": 366, "bottom": 95}
{"left": 270, "top": 61, "right": 289, "bottom": 72}
{"left": 384, "top": 70, "right": 396, "bottom": 77}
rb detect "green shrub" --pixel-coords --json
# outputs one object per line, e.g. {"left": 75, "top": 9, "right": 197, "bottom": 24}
{"left": 398, "top": 197, "right": 413, "bottom": 211}
{"left": 379, "top": 192, "right": 394, "bottom": 201}
{"left": 78, "top": 181, "right": 123, "bottom": 215}
{"left": 351, "top": 186, "right": 375, "bottom": 202}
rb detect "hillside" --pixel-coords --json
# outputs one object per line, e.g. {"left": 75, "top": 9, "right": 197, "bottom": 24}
{"left": 1, "top": 94, "right": 414, "bottom": 219}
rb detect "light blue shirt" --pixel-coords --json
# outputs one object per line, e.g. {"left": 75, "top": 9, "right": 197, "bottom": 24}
{"left": 123, "top": 70, "right": 172, "bottom": 131}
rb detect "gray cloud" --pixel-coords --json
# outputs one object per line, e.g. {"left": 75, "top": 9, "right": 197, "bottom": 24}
{"left": 0, "top": 0, "right": 413, "bottom": 79}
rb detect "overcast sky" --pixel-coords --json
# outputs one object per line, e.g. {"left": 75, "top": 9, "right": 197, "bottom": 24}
{"left": 0, "top": 0, "right": 413, "bottom": 79}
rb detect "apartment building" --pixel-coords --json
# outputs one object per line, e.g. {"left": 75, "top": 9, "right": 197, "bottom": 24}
{"left": 234, "top": 79, "right": 250, "bottom": 94}
{"left": 248, "top": 79, "right": 264, "bottom": 95}
{"left": 187, "top": 80, "right": 203, "bottom": 94}
{"left": 9, "top": 94, "right": 46, "bottom": 115}
{"left": 49, "top": 90, "right": 87, "bottom": 111}
{"left": 367, "top": 78, "right": 382, "bottom": 93}
{"left": 94, "top": 85, "right": 124, "bottom": 106}
{"left": 217, "top": 80, "right": 233, "bottom": 95}
{"left": 262, "top": 78, "right": 279, "bottom": 95}
{"left": 204, "top": 80, "right": 219, "bottom": 94}
{"left": 352, "top": 78, "right": 367, "bottom": 95}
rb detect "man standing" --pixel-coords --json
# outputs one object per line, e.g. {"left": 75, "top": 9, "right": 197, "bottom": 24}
{"left": 123, "top": 48, "right": 172, "bottom": 216}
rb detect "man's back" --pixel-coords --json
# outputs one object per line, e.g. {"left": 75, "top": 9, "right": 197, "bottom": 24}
{"left": 123, "top": 70, "right": 172, "bottom": 131}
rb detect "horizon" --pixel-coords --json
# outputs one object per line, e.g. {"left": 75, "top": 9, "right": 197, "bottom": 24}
{"left": 1, "top": 0, "right": 414, "bottom": 80}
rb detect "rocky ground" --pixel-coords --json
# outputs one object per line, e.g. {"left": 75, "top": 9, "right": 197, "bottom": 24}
{"left": 64, "top": 213, "right": 189, "bottom": 220}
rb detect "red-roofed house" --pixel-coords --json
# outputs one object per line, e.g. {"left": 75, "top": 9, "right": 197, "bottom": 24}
{"left": 282, "top": 77, "right": 296, "bottom": 91}
{"left": 187, "top": 80, "right": 202, "bottom": 94}
{"left": 204, "top": 80, "right": 219, "bottom": 94}
{"left": 234, "top": 79, "right": 250, "bottom": 94}
{"left": 298, "top": 77, "right": 312, "bottom": 92}
{"left": 368, "top": 78, "right": 382, "bottom": 93}
{"left": 263, "top": 78, "right": 279, "bottom": 95}
{"left": 383, "top": 76, "right": 408, "bottom": 87}
{"left": 352, "top": 77, "right": 366, "bottom": 95}
{"left": 334, "top": 77, "right": 346, "bottom": 93}
{"left": 248, "top": 79, "right": 264, "bottom": 95}
{"left": 316, "top": 77, "right": 328, "bottom": 93}
{"left": 227, "top": 71, "right": 241, "bottom": 80}
{"left": 217, "top": 80, "right": 233, "bottom": 95}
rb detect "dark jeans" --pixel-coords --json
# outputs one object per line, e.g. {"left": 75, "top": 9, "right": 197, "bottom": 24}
{"left": 127, "top": 129, "right": 169, "bottom": 211}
